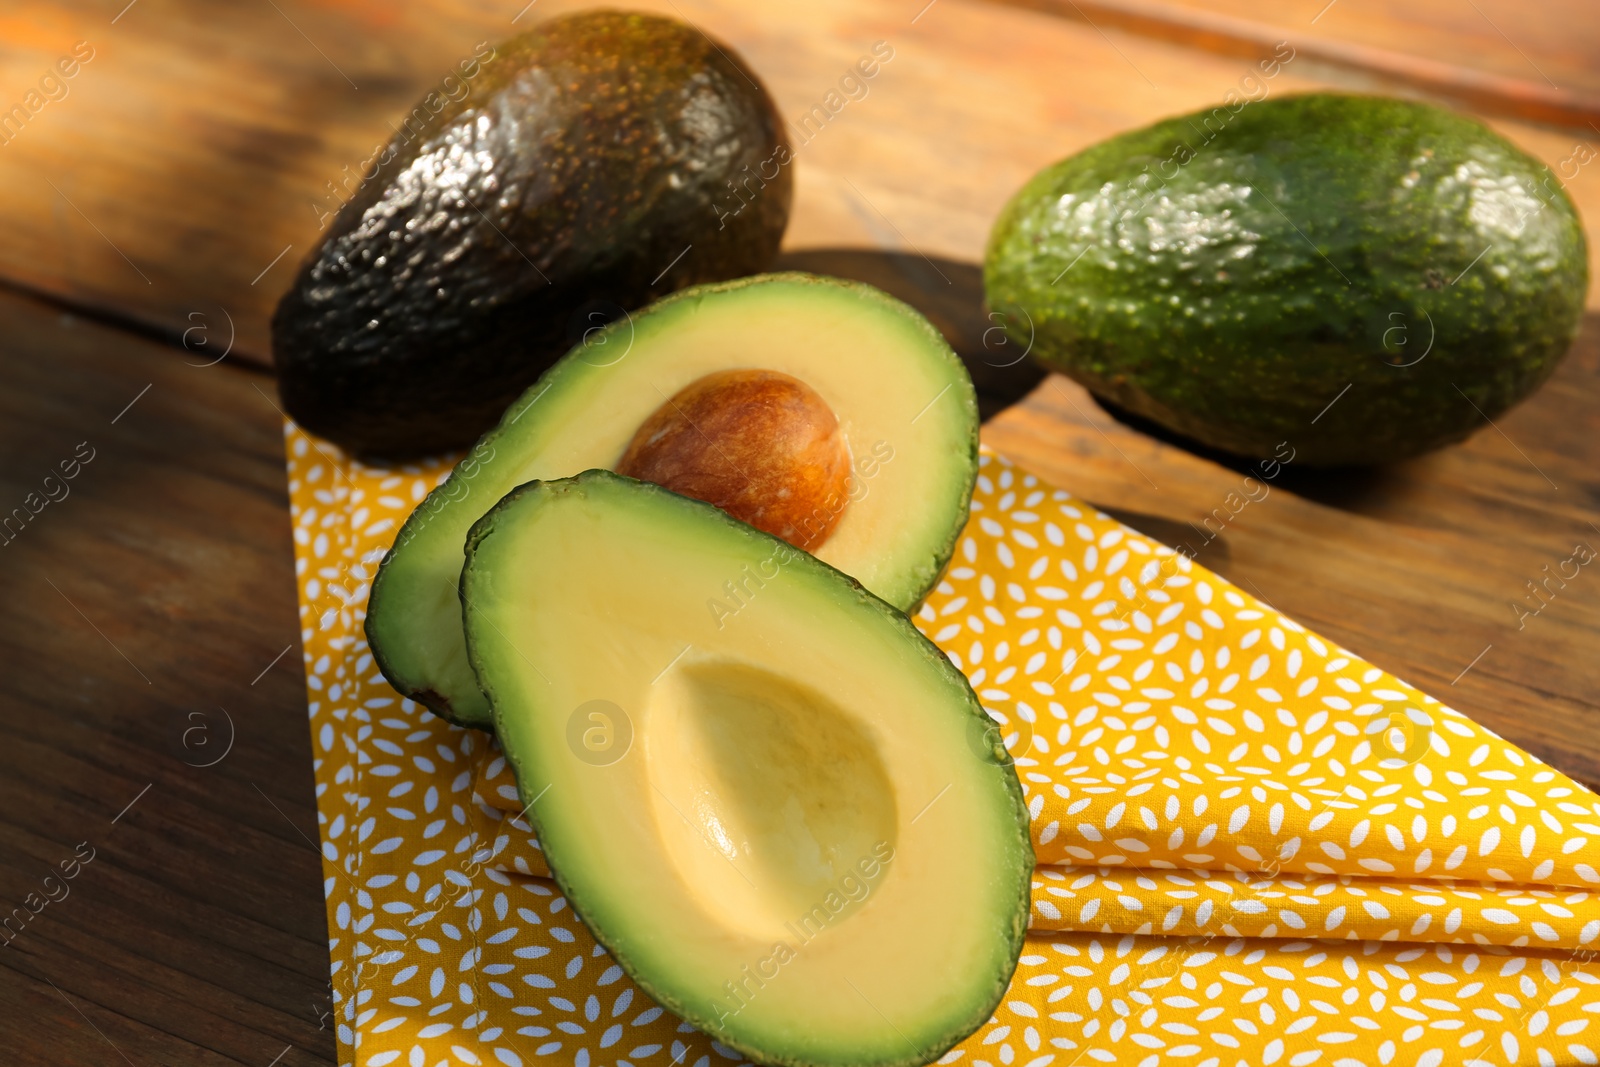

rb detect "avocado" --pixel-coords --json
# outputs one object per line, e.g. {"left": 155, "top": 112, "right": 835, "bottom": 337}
{"left": 366, "top": 273, "right": 979, "bottom": 727}
{"left": 460, "top": 470, "right": 1031, "bottom": 1067}
{"left": 273, "top": 10, "right": 792, "bottom": 459}
{"left": 985, "top": 92, "right": 1588, "bottom": 465}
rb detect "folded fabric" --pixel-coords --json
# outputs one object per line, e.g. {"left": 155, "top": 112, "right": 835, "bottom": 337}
{"left": 469, "top": 761, "right": 1600, "bottom": 951}
{"left": 286, "top": 424, "right": 1600, "bottom": 1067}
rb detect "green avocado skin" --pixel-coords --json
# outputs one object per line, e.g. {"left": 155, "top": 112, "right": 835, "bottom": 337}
{"left": 273, "top": 10, "right": 792, "bottom": 459}
{"left": 985, "top": 93, "right": 1587, "bottom": 465}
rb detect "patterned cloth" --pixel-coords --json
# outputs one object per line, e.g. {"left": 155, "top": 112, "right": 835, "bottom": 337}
{"left": 286, "top": 424, "right": 1600, "bottom": 1067}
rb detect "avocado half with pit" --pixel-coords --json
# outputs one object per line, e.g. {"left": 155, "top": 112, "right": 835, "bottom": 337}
{"left": 366, "top": 273, "right": 980, "bottom": 728}
{"left": 461, "top": 470, "right": 1032, "bottom": 1067}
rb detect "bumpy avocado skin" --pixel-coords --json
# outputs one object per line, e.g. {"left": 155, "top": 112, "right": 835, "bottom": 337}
{"left": 985, "top": 93, "right": 1587, "bottom": 465}
{"left": 273, "top": 10, "right": 792, "bottom": 459}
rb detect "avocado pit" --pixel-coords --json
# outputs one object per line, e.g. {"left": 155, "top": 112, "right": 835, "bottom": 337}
{"left": 617, "top": 369, "right": 851, "bottom": 551}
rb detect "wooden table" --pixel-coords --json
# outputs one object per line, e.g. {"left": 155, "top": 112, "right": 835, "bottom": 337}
{"left": 1, "top": 0, "right": 1596, "bottom": 1062}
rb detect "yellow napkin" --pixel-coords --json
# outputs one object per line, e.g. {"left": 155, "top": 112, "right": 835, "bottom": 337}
{"left": 286, "top": 424, "right": 1600, "bottom": 1067}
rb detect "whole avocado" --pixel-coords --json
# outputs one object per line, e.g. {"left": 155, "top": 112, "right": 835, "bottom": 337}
{"left": 273, "top": 10, "right": 793, "bottom": 459}
{"left": 985, "top": 93, "right": 1587, "bottom": 465}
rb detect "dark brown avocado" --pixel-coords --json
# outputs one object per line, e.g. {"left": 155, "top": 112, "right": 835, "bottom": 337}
{"left": 272, "top": 10, "right": 793, "bottom": 459}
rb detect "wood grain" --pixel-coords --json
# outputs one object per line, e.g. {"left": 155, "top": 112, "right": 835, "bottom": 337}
{"left": 992, "top": 0, "right": 1600, "bottom": 127}
{"left": 1141, "top": 0, "right": 1600, "bottom": 102}
{"left": 1, "top": 0, "right": 1599, "bottom": 374}
{"left": 2, "top": 1, "right": 1599, "bottom": 1062}
{"left": 0, "top": 286, "right": 334, "bottom": 1065}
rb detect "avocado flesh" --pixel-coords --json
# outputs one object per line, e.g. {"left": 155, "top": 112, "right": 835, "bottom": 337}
{"left": 985, "top": 92, "right": 1588, "bottom": 465}
{"left": 273, "top": 10, "right": 792, "bottom": 459}
{"left": 461, "top": 471, "right": 1031, "bottom": 1067}
{"left": 366, "top": 273, "right": 979, "bottom": 727}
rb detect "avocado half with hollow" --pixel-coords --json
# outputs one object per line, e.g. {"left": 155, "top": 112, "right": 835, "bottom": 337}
{"left": 461, "top": 471, "right": 1032, "bottom": 1067}
{"left": 366, "top": 273, "right": 980, "bottom": 727}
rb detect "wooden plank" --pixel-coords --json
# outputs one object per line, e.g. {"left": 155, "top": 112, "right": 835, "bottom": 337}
{"left": 1, "top": 0, "right": 1598, "bottom": 373}
{"left": 1123, "top": 0, "right": 1600, "bottom": 104}
{"left": 2, "top": 2, "right": 1599, "bottom": 1059}
{"left": 0, "top": 286, "right": 335, "bottom": 1065}
{"left": 991, "top": 0, "right": 1600, "bottom": 128}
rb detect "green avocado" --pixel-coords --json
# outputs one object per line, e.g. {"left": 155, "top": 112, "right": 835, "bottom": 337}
{"left": 460, "top": 470, "right": 1031, "bottom": 1067}
{"left": 366, "top": 272, "right": 979, "bottom": 727}
{"left": 985, "top": 92, "right": 1588, "bottom": 465}
{"left": 273, "top": 10, "right": 792, "bottom": 459}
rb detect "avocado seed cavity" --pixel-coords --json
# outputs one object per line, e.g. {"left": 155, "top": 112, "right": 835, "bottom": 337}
{"left": 616, "top": 370, "right": 851, "bottom": 551}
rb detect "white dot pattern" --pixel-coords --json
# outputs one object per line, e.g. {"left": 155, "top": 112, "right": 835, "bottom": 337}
{"left": 287, "top": 427, "right": 1600, "bottom": 1066}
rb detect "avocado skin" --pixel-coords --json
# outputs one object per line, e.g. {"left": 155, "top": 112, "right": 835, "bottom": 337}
{"left": 985, "top": 93, "right": 1587, "bottom": 465}
{"left": 273, "top": 10, "right": 792, "bottom": 459}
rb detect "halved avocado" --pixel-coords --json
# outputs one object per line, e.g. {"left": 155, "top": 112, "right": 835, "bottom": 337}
{"left": 461, "top": 471, "right": 1031, "bottom": 1067}
{"left": 367, "top": 273, "right": 979, "bottom": 727}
